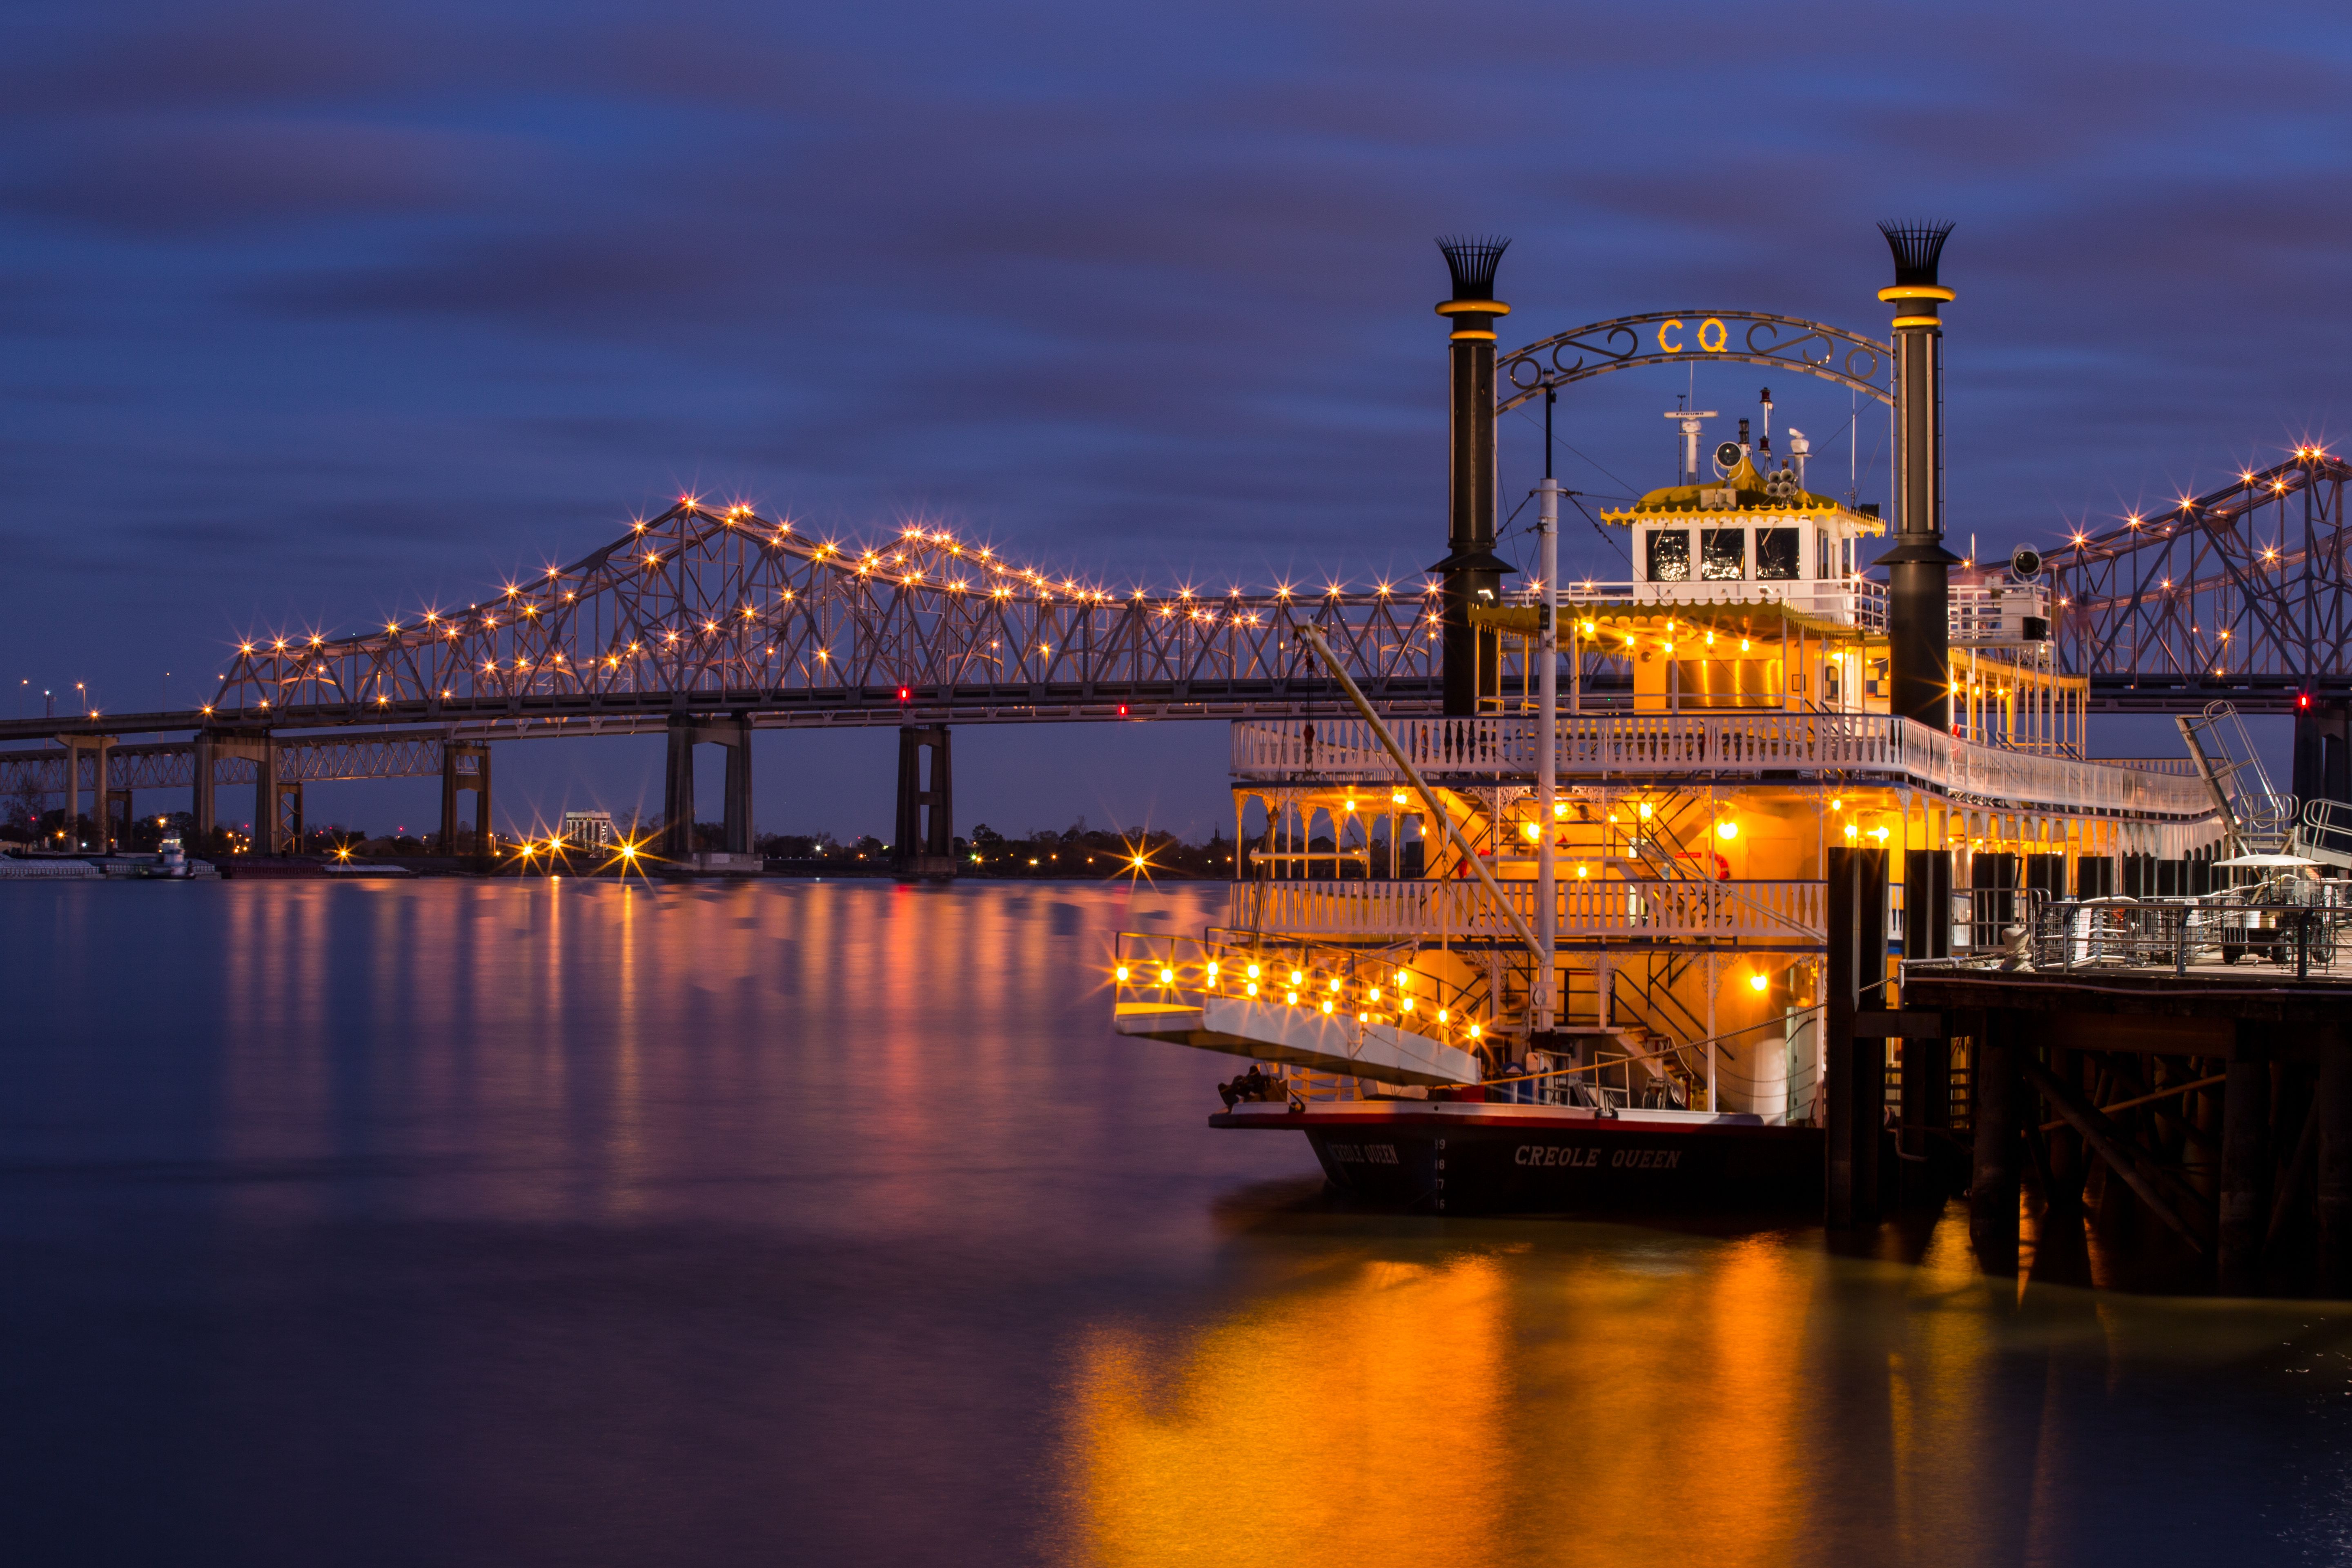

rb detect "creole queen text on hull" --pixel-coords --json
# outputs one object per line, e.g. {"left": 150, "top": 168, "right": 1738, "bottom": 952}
{"left": 1109, "top": 227, "right": 2224, "bottom": 1214}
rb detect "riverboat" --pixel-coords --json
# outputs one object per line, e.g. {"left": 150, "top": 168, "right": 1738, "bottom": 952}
{"left": 1108, "top": 234, "right": 2237, "bottom": 1214}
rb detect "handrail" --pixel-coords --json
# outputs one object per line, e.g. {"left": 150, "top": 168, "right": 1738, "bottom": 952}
{"left": 1225, "top": 878, "right": 1827, "bottom": 942}
{"left": 1234, "top": 711, "right": 2218, "bottom": 820}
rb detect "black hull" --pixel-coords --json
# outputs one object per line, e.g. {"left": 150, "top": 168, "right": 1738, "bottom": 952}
{"left": 1212, "top": 1105, "right": 1824, "bottom": 1215}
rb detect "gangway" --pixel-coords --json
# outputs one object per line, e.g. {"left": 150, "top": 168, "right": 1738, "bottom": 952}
{"left": 2176, "top": 701, "right": 2295, "bottom": 855}
{"left": 2292, "top": 798, "right": 2352, "bottom": 871}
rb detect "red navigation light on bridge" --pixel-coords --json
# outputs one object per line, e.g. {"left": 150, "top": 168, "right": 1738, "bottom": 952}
{"left": 897, "top": 685, "right": 911, "bottom": 704}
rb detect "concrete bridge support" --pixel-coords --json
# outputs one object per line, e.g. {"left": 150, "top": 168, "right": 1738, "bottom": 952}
{"left": 893, "top": 725, "right": 955, "bottom": 879}
{"left": 2295, "top": 697, "right": 2352, "bottom": 810}
{"left": 193, "top": 731, "right": 271, "bottom": 849}
{"left": 260, "top": 739, "right": 304, "bottom": 856}
{"left": 58, "top": 735, "right": 112, "bottom": 849}
{"left": 662, "top": 715, "right": 753, "bottom": 861}
{"left": 441, "top": 741, "right": 493, "bottom": 863}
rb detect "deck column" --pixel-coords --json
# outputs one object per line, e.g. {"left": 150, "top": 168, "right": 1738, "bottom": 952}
{"left": 2219, "top": 1023, "right": 2272, "bottom": 1295}
{"left": 1969, "top": 1008, "right": 2022, "bottom": 1275}
{"left": 1826, "top": 846, "right": 1888, "bottom": 1227}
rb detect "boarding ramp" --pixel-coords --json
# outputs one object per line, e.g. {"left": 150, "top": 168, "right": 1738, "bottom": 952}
{"left": 2176, "top": 701, "right": 2295, "bottom": 855}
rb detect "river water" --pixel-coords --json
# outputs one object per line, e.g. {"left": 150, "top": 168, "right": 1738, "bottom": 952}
{"left": 1, "top": 878, "right": 2347, "bottom": 1565}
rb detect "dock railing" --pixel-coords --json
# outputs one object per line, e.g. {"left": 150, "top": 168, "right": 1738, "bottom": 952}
{"left": 1955, "top": 887, "right": 2352, "bottom": 976}
{"left": 1234, "top": 711, "right": 2217, "bottom": 820}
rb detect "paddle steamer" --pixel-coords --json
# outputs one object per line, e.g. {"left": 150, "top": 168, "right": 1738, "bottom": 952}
{"left": 1110, "top": 231, "right": 2228, "bottom": 1213}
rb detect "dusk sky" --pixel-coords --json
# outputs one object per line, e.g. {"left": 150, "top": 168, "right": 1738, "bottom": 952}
{"left": 5, "top": 0, "right": 2346, "bottom": 840}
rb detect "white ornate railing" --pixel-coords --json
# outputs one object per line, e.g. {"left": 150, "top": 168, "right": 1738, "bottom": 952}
{"left": 1537, "top": 578, "right": 2048, "bottom": 642}
{"left": 1232, "top": 712, "right": 2217, "bottom": 820}
{"left": 1225, "top": 878, "right": 1827, "bottom": 943}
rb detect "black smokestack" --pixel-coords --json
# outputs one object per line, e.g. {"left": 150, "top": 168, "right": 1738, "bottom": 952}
{"left": 1430, "top": 236, "right": 1516, "bottom": 715}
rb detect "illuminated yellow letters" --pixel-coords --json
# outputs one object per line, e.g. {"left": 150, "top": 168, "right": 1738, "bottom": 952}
{"left": 1699, "top": 317, "right": 1728, "bottom": 352}
{"left": 1656, "top": 318, "right": 1684, "bottom": 353}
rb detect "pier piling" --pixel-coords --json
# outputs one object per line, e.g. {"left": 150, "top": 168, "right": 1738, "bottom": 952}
{"left": 2218, "top": 1026, "right": 2271, "bottom": 1294}
{"left": 1826, "top": 847, "right": 1888, "bottom": 1227}
{"left": 1970, "top": 1010, "right": 2022, "bottom": 1274}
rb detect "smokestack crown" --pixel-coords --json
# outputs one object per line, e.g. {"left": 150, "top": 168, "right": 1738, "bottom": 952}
{"left": 1878, "top": 221, "right": 1954, "bottom": 287}
{"left": 1436, "top": 235, "right": 1511, "bottom": 301}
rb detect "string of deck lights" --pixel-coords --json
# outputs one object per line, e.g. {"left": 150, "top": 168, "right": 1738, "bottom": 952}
{"left": 1112, "top": 945, "right": 1491, "bottom": 1045}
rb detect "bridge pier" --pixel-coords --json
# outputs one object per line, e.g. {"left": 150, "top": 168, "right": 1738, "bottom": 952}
{"left": 662, "top": 715, "right": 754, "bottom": 862}
{"left": 247, "top": 734, "right": 307, "bottom": 856}
{"left": 58, "top": 735, "right": 113, "bottom": 850}
{"left": 2295, "top": 697, "right": 2351, "bottom": 812}
{"left": 440, "top": 741, "right": 493, "bottom": 864}
{"left": 194, "top": 731, "right": 270, "bottom": 850}
{"left": 257, "top": 735, "right": 305, "bottom": 856}
{"left": 894, "top": 725, "right": 955, "bottom": 880}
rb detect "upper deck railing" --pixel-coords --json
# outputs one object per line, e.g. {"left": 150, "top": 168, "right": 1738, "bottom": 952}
{"left": 1548, "top": 578, "right": 2048, "bottom": 644}
{"left": 1232, "top": 711, "right": 2218, "bottom": 820}
{"left": 1227, "top": 878, "right": 1827, "bottom": 945}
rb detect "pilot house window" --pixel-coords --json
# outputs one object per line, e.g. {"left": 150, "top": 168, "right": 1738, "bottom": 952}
{"left": 1701, "top": 529, "right": 1746, "bottom": 581}
{"left": 1646, "top": 529, "right": 1690, "bottom": 583}
{"left": 1755, "top": 528, "right": 1800, "bottom": 581}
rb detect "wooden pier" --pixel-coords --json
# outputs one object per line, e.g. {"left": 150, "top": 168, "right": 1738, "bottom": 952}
{"left": 1824, "top": 847, "right": 2352, "bottom": 1295}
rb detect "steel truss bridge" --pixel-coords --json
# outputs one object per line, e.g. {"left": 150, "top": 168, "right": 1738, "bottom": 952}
{"left": 0, "top": 306, "right": 2349, "bottom": 846}
{"left": 2046, "top": 450, "right": 2352, "bottom": 712}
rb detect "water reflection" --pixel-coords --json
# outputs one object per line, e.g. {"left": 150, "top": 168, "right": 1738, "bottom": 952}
{"left": 0, "top": 881, "right": 2344, "bottom": 1568}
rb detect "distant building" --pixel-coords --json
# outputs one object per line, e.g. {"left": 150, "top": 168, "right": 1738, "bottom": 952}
{"left": 561, "top": 810, "right": 619, "bottom": 849}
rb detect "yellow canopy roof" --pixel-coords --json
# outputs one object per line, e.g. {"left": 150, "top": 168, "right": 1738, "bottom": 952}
{"left": 1599, "top": 451, "right": 1882, "bottom": 533}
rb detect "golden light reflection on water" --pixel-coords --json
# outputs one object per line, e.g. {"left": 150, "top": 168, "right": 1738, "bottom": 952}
{"left": 1069, "top": 1253, "right": 1507, "bottom": 1568}
{"left": 1055, "top": 1220, "right": 2334, "bottom": 1568}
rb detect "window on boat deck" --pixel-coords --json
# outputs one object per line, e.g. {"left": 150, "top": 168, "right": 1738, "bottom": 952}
{"left": 1755, "top": 527, "right": 1800, "bottom": 581}
{"left": 1700, "top": 529, "right": 1746, "bottom": 581}
{"left": 1646, "top": 529, "right": 1690, "bottom": 583}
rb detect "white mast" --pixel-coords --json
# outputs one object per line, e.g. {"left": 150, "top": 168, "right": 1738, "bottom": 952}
{"left": 1535, "top": 473, "right": 1559, "bottom": 1033}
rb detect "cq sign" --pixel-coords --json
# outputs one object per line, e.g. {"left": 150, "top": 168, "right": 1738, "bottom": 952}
{"left": 1494, "top": 310, "right": 1894, "bottom": 415}
{"left": 1653, "top": 317, "right": 1731, "bottom": 355}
